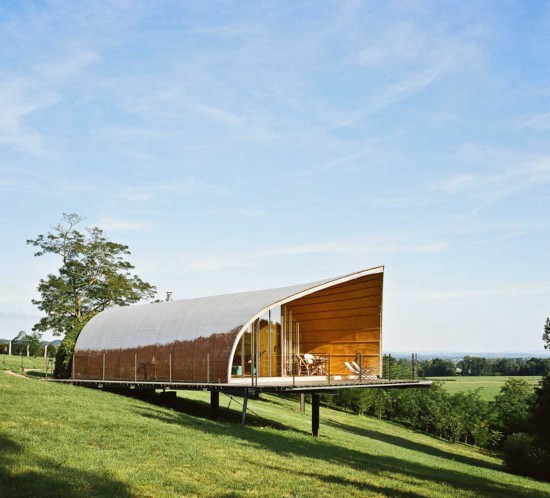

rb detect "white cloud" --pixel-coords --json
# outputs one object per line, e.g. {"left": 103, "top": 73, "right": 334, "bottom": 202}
{"left": 220, "top": 208, "right": 266, "bottom": 217}
{"left": 36, "top": 51, "right": 101, "bottom": 81}
{"left": 516, "top": 112, "right": 550, "bottom": 132}
{"left": 399, "top": 281, "right": 550, "bottom": 301}
{"left": 98, "top": 217, "right": 154, "bottom": 232}
{"left": 184, "top": 237, "right": 447, "bottom": 272}
{"left": 0, "top": 78, "right": 59, "bottom": 154}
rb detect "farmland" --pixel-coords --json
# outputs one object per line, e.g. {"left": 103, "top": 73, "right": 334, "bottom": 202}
{"left": 427, "top": 376, "right": 541, "bottom": 401}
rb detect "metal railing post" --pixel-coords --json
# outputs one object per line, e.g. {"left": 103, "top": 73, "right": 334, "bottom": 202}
{"left": 134, "top": 353, "right": 137, "bottom": 382}
{"left": 102, "top": 353, "right": 106, "bottom": 381}
{"left": 327, "top": 354, "right": 331, "bottom": 385}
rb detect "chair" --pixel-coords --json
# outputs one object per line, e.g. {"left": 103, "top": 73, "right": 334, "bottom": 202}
{"left": 345, "top": 361, "right": 377, "bottom": 381}
{"left": 344, "top": 361, "right": 360, "bottom": 379}
{"left": 352, "top": 361, "right": 377, "bottom": 379}
{"left": 296, "top": 354, "right": 314, "bottom": 375}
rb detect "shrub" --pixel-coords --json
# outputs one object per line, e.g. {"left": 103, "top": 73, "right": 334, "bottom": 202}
{"left": 504, "top": 433, "right": 550, "bottom": 480}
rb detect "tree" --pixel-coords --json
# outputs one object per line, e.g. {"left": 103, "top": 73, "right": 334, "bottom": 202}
{"left": 543, "top": 317, "right": 550, "bottom": 351}
{"left": 493, "top": 378, "right": 535, "bottom": 436}
{"left": 28, "top": 213, "right": 156, "bottom": 377}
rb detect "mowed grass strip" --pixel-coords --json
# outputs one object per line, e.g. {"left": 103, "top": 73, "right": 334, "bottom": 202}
{"left": 1, "top": 373, "right": 550, "bottom": 498}
{"left": 427, "top": 376, "right": 541, "bottom": 400}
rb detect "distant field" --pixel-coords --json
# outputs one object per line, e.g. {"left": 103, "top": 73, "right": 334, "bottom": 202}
{"left": 427, "top": 376, "right": 541, "bottom": 400}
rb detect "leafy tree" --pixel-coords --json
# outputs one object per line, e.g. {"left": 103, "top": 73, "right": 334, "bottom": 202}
{"left": 457, "top": 356, "right": 491, "bottom": 376}
{"left": 532, "top": 370, "right": 550, "bottom": 446}
{"left": 27, "top": 331, "right": 44, "bottom": 357}
{"left": 493, "top": 378, "right": 535, "bottom": 436}
{"left": 28, "top": 213, "right": 156, "bottom": 377}
{"left": 543, "top": 317, "right": 550, "bottom": 351}
{"left": 420, "top": 358, "right": 456, "bottom": 377}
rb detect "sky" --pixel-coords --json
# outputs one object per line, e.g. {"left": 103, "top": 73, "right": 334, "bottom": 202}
{"left": 0, "top": 0, "right": 549, "bottom": 353}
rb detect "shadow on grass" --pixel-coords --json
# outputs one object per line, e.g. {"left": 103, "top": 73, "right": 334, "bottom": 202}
{"left": 0, "top": 434, "right": 133, "bottom": 498}
{"left": 135, "top": 401, "right": 549, "bottom": 498}
{"left": 130, "top": 390, "right": 305, "bottom": 433}
{"left": 325, "top": 419, "right": 501, "bottom": 471}
{"left": 25, "top": 370, "right": 47, "bottom": 379}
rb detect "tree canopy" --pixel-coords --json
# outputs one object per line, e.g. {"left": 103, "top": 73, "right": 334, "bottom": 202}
{"left": 28, "top": 213, "right": 156, "bottom": 336}
{"left": 543, "top": 317, "right": 550, "bottom": 351}
{"left": 27, "top": 213, "right": 156, "bottom": 376}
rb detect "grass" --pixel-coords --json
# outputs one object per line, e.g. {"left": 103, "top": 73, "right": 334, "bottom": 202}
{"left": 427, "top": 376, "right": 541, "bottom": 401}
{"left": 1, "top": 373, "right": 550, "bottom": 497}
{"left": 0, "top": 354, "right": 52, "bottom": 376}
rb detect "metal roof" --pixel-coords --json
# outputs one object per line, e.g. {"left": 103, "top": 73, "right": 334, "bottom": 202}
{"left": 75, "top": 266, "right": 384, "bottom": 353}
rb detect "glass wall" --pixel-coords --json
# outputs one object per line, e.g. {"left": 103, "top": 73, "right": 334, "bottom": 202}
{"left": 231, "top": 306, "right": 282, "bottom": 378}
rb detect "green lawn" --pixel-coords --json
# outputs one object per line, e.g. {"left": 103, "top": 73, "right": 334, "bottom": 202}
{"left": 427, "top": 376, "right": 541, "bottom": 401}
{"left": 1, "top": 354, "right": 51, "bottom": 376}
{"left": 1, "top": 373, "right": 549, "bottom": 497}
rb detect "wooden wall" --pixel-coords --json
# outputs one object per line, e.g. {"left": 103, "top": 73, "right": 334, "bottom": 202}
{"left": 285, "top": 273, "right": 383, "bottom": 376}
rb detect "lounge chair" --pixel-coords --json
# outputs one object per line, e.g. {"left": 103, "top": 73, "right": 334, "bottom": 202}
{"left": 352, "top": 361, "right": 377, "bottom": 379}
{"left": 345, "top": 361, "right": 377, "bottom": 380}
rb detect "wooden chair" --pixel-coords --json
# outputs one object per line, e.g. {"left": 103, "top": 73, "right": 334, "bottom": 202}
{"left": 296, "top": 354, "right": 314, "bottom": 375}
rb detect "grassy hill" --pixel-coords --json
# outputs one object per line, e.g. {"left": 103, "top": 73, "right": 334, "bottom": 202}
{"left": 1, "top": 371, "right": 549, "bottom": 497}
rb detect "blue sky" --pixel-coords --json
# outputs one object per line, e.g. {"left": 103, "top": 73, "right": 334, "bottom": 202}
{"left": 1, "top": 1, "right": 549, "bottom": 353}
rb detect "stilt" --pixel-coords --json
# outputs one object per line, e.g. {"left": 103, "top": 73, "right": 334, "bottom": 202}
{"left": 312, "top": 393, "right": 320, "bottom": 437}
{"left": 210, "top": 391, "right": 220, "bottom": 420}
{"left": 240, "top": 388, "right": 248, "bottom": 428}
{"left": 300, "top": 393, "right": 306, "bottom": 413}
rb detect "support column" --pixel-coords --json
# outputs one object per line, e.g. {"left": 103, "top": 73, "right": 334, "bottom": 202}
{"left": 240, "top": 389, "right": 248, "bottom": 428}
{"left": 312, "top": 393, "right": 320, "bottom": 437}
{"left": 210, "top": 391, "right": 220, "bottom": 421}
{"left": 300, "top": 393, "right": 306, "bottom": 414}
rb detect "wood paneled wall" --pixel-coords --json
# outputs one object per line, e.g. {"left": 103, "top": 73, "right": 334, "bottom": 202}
{"left": 285, "top": 273, "right": 383, "bottom": 376}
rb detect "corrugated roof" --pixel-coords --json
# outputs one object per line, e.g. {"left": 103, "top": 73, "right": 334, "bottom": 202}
{"left": 75, "top": 266, "right": 383, "bottom": 352}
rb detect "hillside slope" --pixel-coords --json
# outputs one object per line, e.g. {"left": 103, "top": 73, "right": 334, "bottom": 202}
{"left": 1, "top": 372, "right": 549, "bottom": 498}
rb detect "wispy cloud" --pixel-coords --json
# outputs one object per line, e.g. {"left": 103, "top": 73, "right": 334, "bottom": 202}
{"left": 0, "top": 78, "right": 59, "bottom": 154}
{"left": 220, "top": 208, "right": 266, "bottom": 217}
{"left": 35, "top": 51, "right": 101, "bottom": 81}
{"left": 516, "top": 112, "right": 550, "bottom": 132}
{"left": 432, "top": 147, "right": 550, "bottom": 201}
{"left": 400, "top": 281, "right": 550, "bottom": 301}
{"left": 120, "top": 178, "right": 230, "bottom": 202}
{"left": 97, "top": 217, "right": 154, "bottom": 232}
{"left": 185, "top": 237, "right": 447, "bottom": 272}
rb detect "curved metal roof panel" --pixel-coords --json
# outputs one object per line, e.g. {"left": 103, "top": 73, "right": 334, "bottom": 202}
{"left": 75, "top": 266, "right": 383, "bottom": 352}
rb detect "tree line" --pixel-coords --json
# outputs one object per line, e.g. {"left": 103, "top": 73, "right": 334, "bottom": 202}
{"left": 417, "top": 356, "right": 550, "bottom": 377}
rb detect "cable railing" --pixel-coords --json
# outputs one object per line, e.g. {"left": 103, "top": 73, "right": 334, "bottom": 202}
{"left": 72, "top": 351, "right": 420, "bottom": 385}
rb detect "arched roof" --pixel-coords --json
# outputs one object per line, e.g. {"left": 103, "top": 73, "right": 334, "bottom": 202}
{"left": 75, "top": 266, "right": 384, "bottom": 353}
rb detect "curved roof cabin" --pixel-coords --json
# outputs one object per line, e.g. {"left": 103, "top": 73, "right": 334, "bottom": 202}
{"left": 73, "top": 266, "right": 384, "bottom": 385}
